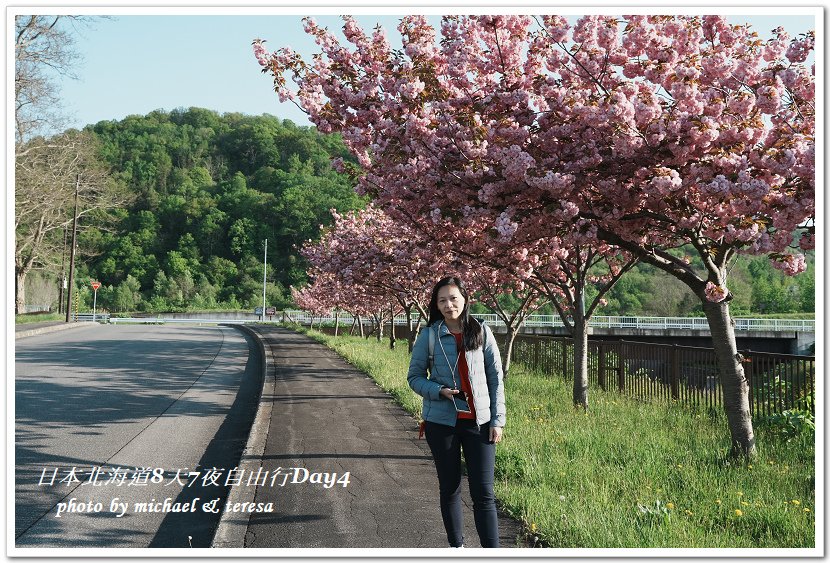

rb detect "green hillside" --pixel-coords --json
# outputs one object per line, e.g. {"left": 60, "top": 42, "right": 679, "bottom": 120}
{"left": 70, "top": 107, "right": 366, "bottom": 312}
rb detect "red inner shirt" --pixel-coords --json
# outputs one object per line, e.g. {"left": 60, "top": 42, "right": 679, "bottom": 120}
{"left": 452, "top": 332, "right": 476, "bottom": 420}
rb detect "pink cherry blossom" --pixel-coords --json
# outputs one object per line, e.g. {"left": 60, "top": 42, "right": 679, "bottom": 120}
{"left": 704, "top": 282, "right": 728, "bottom": 303}
{"left": 771, "top": 253, "right": 808, "bottom": 276}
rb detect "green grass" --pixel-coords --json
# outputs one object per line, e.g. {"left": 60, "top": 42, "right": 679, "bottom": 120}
{"left": 15, "top": 312, "right": 64, "bottom": 324}
{"left": 290, "top": 325, "right": 815, "bottom": 548}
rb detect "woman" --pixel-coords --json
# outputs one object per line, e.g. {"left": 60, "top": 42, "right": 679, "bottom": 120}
{"left": 407, "top": 276, "right": 506, "bottom": 548}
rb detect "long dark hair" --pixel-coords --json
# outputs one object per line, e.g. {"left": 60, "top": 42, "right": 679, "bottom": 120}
{"left": 427, "top": 276, "right": 483, "bottom": 350}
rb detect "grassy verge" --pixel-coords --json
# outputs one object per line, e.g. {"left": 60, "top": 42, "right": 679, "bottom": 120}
{"left": 291, "top": 325, "right": 815, "bottom": 548}
{"left": 15, "top": 312, "right": 64, "bottom": 324}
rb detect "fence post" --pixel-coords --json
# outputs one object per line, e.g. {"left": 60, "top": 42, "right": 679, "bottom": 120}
{"left": 744, "top": 349, "right": 754, "bottom": 416}
{"left": 670, "top": 344, "right": 680, "bottom": 401}
{"left": 617, "top": 343, "right": 625, "bottom": 392}
{"left": 563, "top": 340, "right": 569, "bottom": 379}
{"left": 598, "top": 343, "right": 606, "bottom": 391}
{"left": 534, "top": 339, "right": 540, "bottom": 371}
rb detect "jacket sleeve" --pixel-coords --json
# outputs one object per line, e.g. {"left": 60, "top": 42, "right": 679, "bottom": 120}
{"left": 407, "top": 328, "right": 444, "bottom": 401}
{"left": 483, "top": 324, "right": 506, "bottom": 428}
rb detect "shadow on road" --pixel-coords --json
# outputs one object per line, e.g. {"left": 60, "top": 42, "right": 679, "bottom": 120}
{"left": 148, "top": 330, "right": 263, "bottom": 548}
{"left": 15, "top": 328, "right": 263, "bottom": 548}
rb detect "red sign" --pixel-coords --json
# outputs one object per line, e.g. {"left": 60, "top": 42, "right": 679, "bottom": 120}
{"left": 91, "top": 281, "right": 101, "bottom": 291}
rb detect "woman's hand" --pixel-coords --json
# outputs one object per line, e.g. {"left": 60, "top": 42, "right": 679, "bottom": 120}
{"left": 439, "top": 387, "right": 459, "bottom": 400}
{"left": 489, "top": 426, "right": 503, "bottom": 444}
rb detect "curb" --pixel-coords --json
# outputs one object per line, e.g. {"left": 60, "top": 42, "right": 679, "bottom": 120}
{"left": 15, "top": 322, "right": 96, "bottom": 340}
{"left": 210, "top": 324, "right": 272, "bottom": 548}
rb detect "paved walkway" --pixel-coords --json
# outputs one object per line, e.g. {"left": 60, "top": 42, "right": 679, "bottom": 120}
{"left": 213, "top": 326, "right": 525, "bottom": 549}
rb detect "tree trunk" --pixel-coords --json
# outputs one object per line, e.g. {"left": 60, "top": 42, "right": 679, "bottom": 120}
{"left": 389, "top": 303, "right": 396, "bottom": 350}
{"left": 502, "top": 324, "right": 518, "bottom": 378}
{"left": 376, "top": 313, "right": 383, "bottom": 342}
{"left": 572, "top": 315, "right": 589, "bottom": 410}
{"left": 703, "top": 299, "right": 756, "bottom": 458}
{"left": 366, "top": 315, "right": 376, "bottom": 339}
{"left": 405, "top": 306, "right": 414, "bottom": 353}
{"left": 334, "top": 310, "right": 340, "bottom": 337}
{"left": 357, "top": 315, "right": 364, "bottom": 338}
{"left": 15, "top": 268, "right": 28, "bottom": 315}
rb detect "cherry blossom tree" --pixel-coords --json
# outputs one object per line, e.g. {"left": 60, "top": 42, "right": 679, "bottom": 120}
{"left": 290, "top": 278, "right": 333, "bottom": 329}
{"left": 468, "top": 265, "right": 547, "bottom": 377}
{"left": 256, "top": 14, "right": 814, "bottom": 457}
{"left": 301, "top": 204, "right": 451, "bottom": 349}
{"left": 556, "top": 16, "right": 814, "bottom": 457}
{"left": 526, "top": 230, "right": 637, "bottom": 408}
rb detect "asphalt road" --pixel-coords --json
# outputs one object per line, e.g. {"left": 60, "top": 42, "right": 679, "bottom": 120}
{"left": 14, "top": 323, "right": 261, "bottom": 548}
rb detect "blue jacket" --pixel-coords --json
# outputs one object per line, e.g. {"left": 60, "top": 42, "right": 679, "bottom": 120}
{"left": 407, "top": 320, "right": 506, "bottom": 428}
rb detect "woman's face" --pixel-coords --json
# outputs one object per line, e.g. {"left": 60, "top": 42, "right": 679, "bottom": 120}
{"left": 437, "top": 284, "right": 466, "bottom": 325}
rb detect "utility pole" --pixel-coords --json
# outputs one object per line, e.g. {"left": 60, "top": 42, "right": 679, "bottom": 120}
{"left": 65, "top": 175, "right": 80, "bottom": 323}
{"left": 261, "top": 238, "right": 267, "bottom": 322}
{"left": 58, "top": 225, "right": 68, "bottom": 315}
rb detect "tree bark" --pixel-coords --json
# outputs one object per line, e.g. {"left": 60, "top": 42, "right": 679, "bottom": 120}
{"left": 15, "top": 268, "right": 28, "bottom": 314}
{"left": 405, "top": 306, "right": 414, "bottom": 353}
{"left": 334, "top": 310, "right": 340, "bottom": 336}
{"left": 389, "top": 303, "right": 396, "bottom": 350}
{"left": 367, "top": 315, "right": 376, "bottom": 340}
{"left": 502, "top": 324, "right": 518, "bottom": 378}
{"left": 572, "top": 315, "right": 589, "bottom": 410}
{"left": 374, "top": 313, "right": 383, "bottom": 342}
{"left": 703, "top": 299, "right": 756, "bottom": 458}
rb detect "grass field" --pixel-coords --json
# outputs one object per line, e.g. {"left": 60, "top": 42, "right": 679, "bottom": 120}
{"left": 293, "top": 325, "right": 816, "bottom": 549}
{"left": 14, "top": 312, "right": 64, "bottom": 324}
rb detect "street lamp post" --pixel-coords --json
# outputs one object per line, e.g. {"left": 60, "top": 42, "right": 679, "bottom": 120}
{"left": 261, "top": 239, "right": 267, "bottom": 322}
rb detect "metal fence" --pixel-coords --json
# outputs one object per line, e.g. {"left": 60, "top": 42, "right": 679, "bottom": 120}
{"left": 510, "top": 335, "right": 815, "bottom": 416}
{"left": 75, "top": 313, "right": 110, "bottom": 322}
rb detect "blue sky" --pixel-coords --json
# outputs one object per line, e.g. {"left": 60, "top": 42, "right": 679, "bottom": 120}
{"left": 48, "top": 11, "right": 818, "bottom": 131}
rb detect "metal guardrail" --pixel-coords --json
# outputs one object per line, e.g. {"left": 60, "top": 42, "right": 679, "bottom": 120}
{"left": 279, "top": 310, "right": 815, "bottom": 333}
{"left": 75, "top": 313, "right": 110, "bottom": 322}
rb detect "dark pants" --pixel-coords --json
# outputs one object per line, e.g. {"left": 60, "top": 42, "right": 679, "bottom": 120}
{"left": 424, "top": 419, "right": 499, "bottom": 548}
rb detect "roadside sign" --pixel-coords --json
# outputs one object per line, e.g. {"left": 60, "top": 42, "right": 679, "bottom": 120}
{"left": 90, "top": 281, "right": 101, "bottom": 322}
{"left": 265, "top": 307, "right": 277, "bottom": 316}
{"left": 255, "top": 307, "right": 264, "bottom": 315}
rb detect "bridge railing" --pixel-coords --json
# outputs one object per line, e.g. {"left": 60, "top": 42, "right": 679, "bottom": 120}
{"left": 281, "top": 310, "right": 815, "bottom": 333}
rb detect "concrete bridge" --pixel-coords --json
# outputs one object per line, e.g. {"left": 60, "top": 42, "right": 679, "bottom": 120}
{"left": 111, "top": 311, "right": 815, "bottom": 356}
{"left": 269, "top": 311, "right": 814, "bottom": 355}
